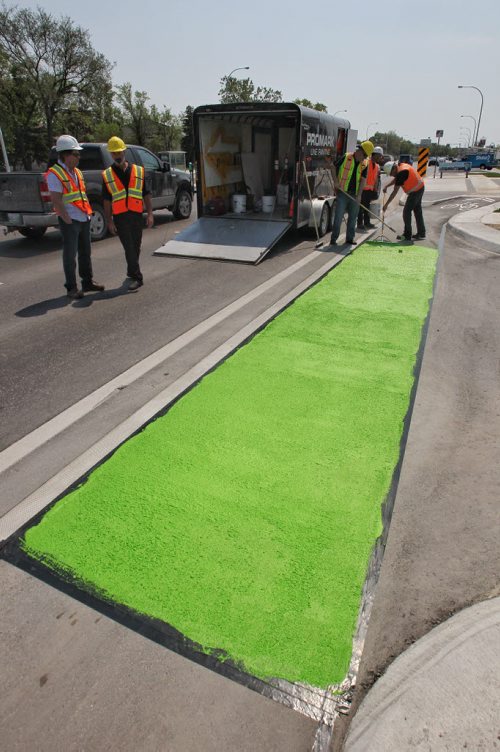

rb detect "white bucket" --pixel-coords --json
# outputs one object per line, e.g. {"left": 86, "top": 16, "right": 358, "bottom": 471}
{"left": 232, "top": 194, "right": 247, "bottom": 213}
{"left": 262, "top": 195, "right": 276, "bottom": 213}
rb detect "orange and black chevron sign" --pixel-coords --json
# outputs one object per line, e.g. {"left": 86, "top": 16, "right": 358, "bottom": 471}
{"left": 418, "top": 147, "right": 430, "bottom": 177}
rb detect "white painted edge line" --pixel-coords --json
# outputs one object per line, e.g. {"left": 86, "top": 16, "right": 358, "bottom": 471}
{"left": 0, "top": 251, "right": 346, "bottom": 542}
{"left": 0, "top": 249, "right": 324, "bottom": 475}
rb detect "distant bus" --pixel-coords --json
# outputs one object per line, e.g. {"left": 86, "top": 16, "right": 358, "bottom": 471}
{"left": 457, "top": 152, "right": 498, "bottom": 170}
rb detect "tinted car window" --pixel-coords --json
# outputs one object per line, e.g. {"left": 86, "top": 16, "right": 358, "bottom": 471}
{"left": 78, "top": 147, "right": 104, "bottom": 171}
{"left": 136, "top": 147, "right": 161, "bottom": 170}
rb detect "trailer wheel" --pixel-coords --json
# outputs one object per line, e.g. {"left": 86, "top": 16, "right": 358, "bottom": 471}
{"left": 89, "top": 201, "right": 107, "bottom": 241}
{"left": 318, "top": 204, "right": 331, "bottom": 237}
{"left": 18, "top": 227, "right": 47, "bottom": 240}
{"left": 173, "top": 188, "right": 192, "bottom": 220}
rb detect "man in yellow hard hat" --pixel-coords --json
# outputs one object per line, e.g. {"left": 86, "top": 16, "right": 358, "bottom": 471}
{"left": 102, "top": 136, "right": 154, "bottom": 291}
{"left": 329, "top": 140, "right": 373, "bottom": 247}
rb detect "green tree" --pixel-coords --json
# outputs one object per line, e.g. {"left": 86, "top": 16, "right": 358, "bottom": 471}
{"left": 115, "top": 84, "right": 182, "bottom": 151}
{"left": 149, "top": 105, "right": 183, "bottom": 152}
{"left": 218, "top": 76, "right": 282, "bottom": 104}
{"left": 180, "top": 105, "right": 195, "bottom": 163}
{"left": 294, "top": 98, "right": 328, "bottom": 112}
{"left": 0, "top": 4, "right": 114, "bottom": 146}
{"left": 115, "top": 83, "right": 150, "bottom": 145}
{"left": 0, "top": 51, "right": 46, "bottom": 168}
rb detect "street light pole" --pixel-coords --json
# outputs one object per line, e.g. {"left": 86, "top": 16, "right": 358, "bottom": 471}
{"left": 227, "top": 66, "right": 250, "bottom": 79}
{"left": 458, "top": 86, "right": 483, "bottom": 146}
{"left": 460, "top": 127, "right": 472, "bottom": 148}
{"left": 365, "top": 121, "right": 378, "bottom": 139}
{"left": 460, "top": 114, "right": 477, "bottom": 147}
{"left": 333, "top": 109, "right": 347, "bottom": 117}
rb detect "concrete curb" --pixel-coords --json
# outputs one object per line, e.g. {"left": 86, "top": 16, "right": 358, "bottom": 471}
{"left": 447, "top": 200, "right": 500, "bottom": 254}
{"left": 344, "top": 597, "right": 500, "bottom": 751}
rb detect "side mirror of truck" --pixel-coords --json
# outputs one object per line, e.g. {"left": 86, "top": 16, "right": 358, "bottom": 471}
{"left": 161, "top": 161, "right": 171, "bottom": 172}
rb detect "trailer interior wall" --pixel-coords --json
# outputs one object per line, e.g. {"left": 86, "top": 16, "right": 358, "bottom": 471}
{"left": 197, "top": 112, "right": 298, "bottom": 221}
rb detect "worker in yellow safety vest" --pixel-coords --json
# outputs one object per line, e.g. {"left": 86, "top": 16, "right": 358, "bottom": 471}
{"left": 329, "top": 140, "right": 374, "bottom": 247}
{"left": 47, "top": 134, "right": 105, "bottom": 299}
{"left": 357, "top": 145, "right": 384, "bottom": 231}
{"left": 102, "top": 136, "right": 154, "bottom": 291}
{"left": 382, "top": 160, "right": 426, "bottom": 242}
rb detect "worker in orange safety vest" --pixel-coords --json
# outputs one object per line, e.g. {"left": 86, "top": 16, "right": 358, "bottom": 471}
{"left": 102, "top": 136, "right": 154, "bottom": 291}
{"left": 329, "top": 140, "right": 373, "bottom": 247}
{"left": 47, "top": 134, "right": 105, "bottom": 299}
{"left": 357, "top": 145, "right": 384, "bottom": 231}
{"left": 382, "top": 160, "right": 426, "bottom": 241}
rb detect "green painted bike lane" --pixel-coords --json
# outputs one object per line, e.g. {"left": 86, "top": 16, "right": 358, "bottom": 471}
{"left": 21, "top": 243, "right": 437, "bottom": 689}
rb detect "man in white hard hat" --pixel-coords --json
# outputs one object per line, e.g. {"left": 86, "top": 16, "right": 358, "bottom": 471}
{"left": 357, "top": 146, "right": 384, "bottom": 231}
{"left": 102, "top": 136, "right": 153, "bottom": 292}
{"left": 382, "top": 160, "right": 426, "bottom": 241}
{"left": 329, "top": 140, "right": 373, "bottom": 247}
{"left": 47, "top": 134, "right": 105, "bottom": 299}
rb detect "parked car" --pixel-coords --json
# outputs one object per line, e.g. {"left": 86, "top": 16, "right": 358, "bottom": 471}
{"left": 380, "top": 154, "right": 393, "bottom": 166}
{"left": 0, "top": 143, "right": 193, "bottom": 242}
{"left": 398, "top": 154, "right": 414, "bottom": 165}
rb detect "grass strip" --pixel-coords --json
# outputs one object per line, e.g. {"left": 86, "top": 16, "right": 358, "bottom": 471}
{"left": 22, "top": 243, "right": 437, "bottom": 688}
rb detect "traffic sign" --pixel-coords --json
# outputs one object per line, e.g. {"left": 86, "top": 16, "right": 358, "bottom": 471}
{"left": 418, "top": 147, "right": 430, "bottom": 177}
{"left": 436, "top": 129, "right": 444, "bottom": 138}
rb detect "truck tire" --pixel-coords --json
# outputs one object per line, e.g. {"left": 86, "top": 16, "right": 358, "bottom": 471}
{"left": 89, "top": 201, "right": 107, "bottom": 241}
{"left": 318, "top": 204, "right": 331, "bottom": 237}
{"left": 18, "top": 227, "right": 47, "bottom": 240}
{"left": 173, "top": 187, "right": 192, "bottom": 220}
{"left": 479, "top": 164, "right": 486, "bottom": 170}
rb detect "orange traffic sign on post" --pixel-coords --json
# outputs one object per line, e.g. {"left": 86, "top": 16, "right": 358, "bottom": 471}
{"left": 418, "top": 147, "right": 430, "bottom": 176}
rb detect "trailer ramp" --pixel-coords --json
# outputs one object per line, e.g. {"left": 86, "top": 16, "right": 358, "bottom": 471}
{"left": 155, "top": 217, "right": 292, "bottom": 264}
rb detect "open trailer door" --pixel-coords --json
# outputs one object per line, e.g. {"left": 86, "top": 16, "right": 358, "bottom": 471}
{"left": 155, "top": 216, "right": 292, "bottom": 264}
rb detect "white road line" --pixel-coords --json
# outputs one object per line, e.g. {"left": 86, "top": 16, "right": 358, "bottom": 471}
{"left": 0, "top": 250, "right": 324, "bottom": 475}
{"left": 0, "top": 251, "right": 346, "bottom": 542}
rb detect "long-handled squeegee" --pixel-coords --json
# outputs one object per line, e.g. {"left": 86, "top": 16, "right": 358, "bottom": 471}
{"left": 302, "top": 161, "right": 326, "bottom": 249}
{"left": 337, "top": 187, "right": 398, "bottom": 235}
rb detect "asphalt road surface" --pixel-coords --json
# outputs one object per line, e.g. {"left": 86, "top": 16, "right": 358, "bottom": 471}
{"left": 1, "top": 190, "right": 498, "bottom": 751}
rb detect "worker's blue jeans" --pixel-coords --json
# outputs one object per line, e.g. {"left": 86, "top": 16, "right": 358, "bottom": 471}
{"left": 58, "top": 218, "right": 93, "bottom": 291}
{"left": 330, "top": 191, "right": 360, "bottom": 244}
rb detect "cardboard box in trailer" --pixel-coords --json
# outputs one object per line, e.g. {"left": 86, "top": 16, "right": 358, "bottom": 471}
{"left": 156, "top": 102, "right": 354, "bottom": 264}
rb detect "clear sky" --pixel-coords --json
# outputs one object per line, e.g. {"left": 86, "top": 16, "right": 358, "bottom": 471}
{"left": 17, "top": 0, "right": 500, "bottom": 147}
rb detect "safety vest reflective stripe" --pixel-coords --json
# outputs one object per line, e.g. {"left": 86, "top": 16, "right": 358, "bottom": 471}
{"left": 338, "top": 153, "right": 366, "bottom": 193}
{"left": 399, "top": 164, "right": 424, "bottom": 193}
{"left": 365, "top": 160, "right": 380, "bottom": 191}
{"left": 103, "top": 164, "right": 144, "bottom": 214}
{"left": 48, "top": 164, "right": 93, "bottom": 216}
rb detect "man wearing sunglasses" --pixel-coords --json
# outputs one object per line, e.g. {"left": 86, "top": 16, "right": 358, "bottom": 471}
{"left": 47, "top": 134, "right": 104, "bottom": 299}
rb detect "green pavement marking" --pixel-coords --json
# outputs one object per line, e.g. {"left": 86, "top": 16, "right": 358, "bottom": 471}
{"left": 22, "top": 243, "right": 437, "bottom": 688}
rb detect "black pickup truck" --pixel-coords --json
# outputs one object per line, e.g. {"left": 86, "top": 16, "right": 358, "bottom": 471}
{"left": 0, "top": 143, "right": 193, "bottom": 241}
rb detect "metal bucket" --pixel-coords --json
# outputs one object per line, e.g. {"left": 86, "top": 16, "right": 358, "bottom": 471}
{"left": 232, "top": 194, "right": 247, "bottom": 213}
{"left": 262, "top": 195, "right": 276, "bottom": 213}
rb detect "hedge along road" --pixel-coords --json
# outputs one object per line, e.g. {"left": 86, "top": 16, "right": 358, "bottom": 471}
{"left": 18, "top": 242, "right": 437, "bottom": 690}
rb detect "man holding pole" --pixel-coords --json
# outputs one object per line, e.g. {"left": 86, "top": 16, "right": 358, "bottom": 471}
{"left": 382, "top": 161, "right": 426, "bottom": 241}
{"left": 329, "top": 140, "right": 374, "bottom": 246}
{"left": 357, "top": 145, "right": 384, "bottom": 231}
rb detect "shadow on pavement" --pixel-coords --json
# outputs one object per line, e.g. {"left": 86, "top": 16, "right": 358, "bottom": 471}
{"left": 15, "top": 284, "right": 131, "bottom": 317}
{"left": 0, "top": 235, "right": 61, "bottom": 259}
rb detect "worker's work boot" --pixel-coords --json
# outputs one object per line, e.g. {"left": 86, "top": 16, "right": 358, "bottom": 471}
{"left": 67, "top": 288, "right": 84, "bottom": 300}
{"left": 82, "top": 280, "right": 105, "bottom": 292}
